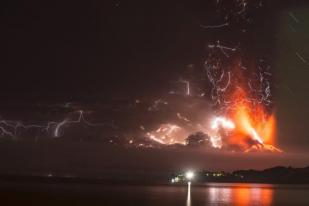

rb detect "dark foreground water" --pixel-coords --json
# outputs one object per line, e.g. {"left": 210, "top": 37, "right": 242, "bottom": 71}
{"left": 1, "top": 182, "right": 308, "bottom": 206}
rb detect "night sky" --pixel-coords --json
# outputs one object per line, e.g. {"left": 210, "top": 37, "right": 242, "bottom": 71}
{"left": 0, "top": 0, "right": 309, "bottom": 176}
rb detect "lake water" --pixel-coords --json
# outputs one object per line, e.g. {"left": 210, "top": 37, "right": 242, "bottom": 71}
{"left": 1, "top": 182, "right": 308, "bottom": 206}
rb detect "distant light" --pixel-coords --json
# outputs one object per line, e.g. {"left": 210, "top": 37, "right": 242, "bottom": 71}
{"left": 175, "top": 177, "right": 179, "bottom": 182}
{"left": 185, "top": 171, "right": 195, "bottom": 180}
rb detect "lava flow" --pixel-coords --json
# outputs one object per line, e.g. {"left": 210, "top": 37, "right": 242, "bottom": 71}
{"left": 221, "top": 88, "right": 282, "bottom": 153}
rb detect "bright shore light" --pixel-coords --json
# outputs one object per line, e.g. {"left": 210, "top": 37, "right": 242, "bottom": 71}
{"left": 185, "top": 171, "right": 195, "bottom": 180}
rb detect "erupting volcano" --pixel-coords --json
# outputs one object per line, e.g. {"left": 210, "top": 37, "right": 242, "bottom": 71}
{"left": 144, "top": 62, "right": 282, "bottom": 153}
{"left": 212, "top": 88, "right": 282, "bottom": 153}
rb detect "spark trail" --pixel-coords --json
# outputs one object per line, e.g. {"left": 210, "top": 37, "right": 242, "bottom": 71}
{"left": 200, "top": 22, "right": 229, "bottom": 29}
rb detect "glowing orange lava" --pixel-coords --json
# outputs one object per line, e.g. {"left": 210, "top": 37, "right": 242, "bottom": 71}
{"left": 227, "top": 88, "right": 281, "bottom": 152}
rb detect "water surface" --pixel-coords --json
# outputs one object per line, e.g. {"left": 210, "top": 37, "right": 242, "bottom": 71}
{"left": 1, "top": 182, "right": 308, "bottom": 206}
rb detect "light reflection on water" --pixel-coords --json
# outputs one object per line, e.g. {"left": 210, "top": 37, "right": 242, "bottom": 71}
{"left": 182, "top": 183, "right": 276, "bottom": 206}
{"left": 186, "top": 182, "right": 191, "bottom": 206}
{"left": 206, "top": 183, "right": 273, "bottom": 205}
